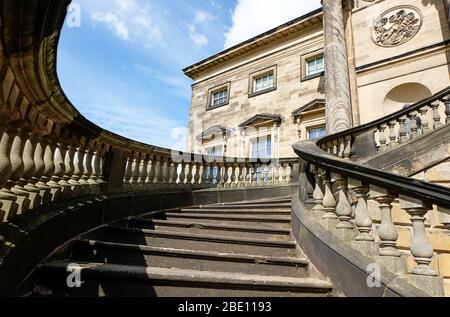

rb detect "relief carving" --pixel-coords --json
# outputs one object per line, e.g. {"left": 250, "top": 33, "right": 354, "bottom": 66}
{"left": 371, "top": 6, "right": 423, "bottom": 47}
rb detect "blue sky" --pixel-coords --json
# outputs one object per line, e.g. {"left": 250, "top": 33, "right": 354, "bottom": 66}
{"left": 58, "top": 0, "right": 321, "bottom": 149}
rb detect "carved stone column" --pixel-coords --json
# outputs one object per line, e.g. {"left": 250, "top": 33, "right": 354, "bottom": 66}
{"left": 322, "top": 0, "right": 353, "bottom": 134}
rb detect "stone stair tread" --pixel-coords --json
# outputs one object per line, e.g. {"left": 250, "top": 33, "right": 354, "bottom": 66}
{"left": 179, "top": 208, "right": 291, "bottom": 213}
{"left": 158, "top": 213, "right": 291, "bottom": 222}
{"left": 74, "top": 239, "right": 308, "bottom": 266}
{"left": 102, "top": 226, "right": 298, "bottom": 248}
{"left": 128, "top": 218, "right": 292, "bottom": 234}
{"left": 194, "top": 203, "right": 292, "bottom": 209}
{"left": 214, "top": 197, "right": 292, "bottom": 206}
{"left": 39, "top": 261, "right": 332, "bottom": 291}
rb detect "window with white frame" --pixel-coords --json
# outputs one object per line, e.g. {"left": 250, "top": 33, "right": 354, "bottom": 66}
{"left": 210, "top": 89, "right": 228, "bottom": 109}
{"left": 306, "top": 55, "right": 324, "bottom": 77}
{"left": 250, "top": 135, "right": 272, "bottom": 159}
{"left": 308, "top": 126, "right": 327, "bottom": 140}
{"left": 206, "top": 145, "right": 223, "bottom": 157}
{"left": 254, "top": 73, "right": 274, "bottom": 93}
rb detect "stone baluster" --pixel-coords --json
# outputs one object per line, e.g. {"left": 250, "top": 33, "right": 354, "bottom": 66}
{"left": 281, "top": 163, "right": 288, "bottom": 183}
{"left": 162, "top": 157, "right": 170, "bottom": 185}
{"left": 321, "top": 172, "right": 338, "bottom": 229}
{"left": 89, "top": 145, "right": 104, "bottom": 193}
{"left": 57, "top": 142, "right": 72, "bottom": 198}
{"left": 431, "top": 101, "right": 442, "bottom": 130}
{"left": 222, "top": 163, "right": 230, "bottom": 188}
{"left": 216, "top": 162, "right": 224, "bottom": 188}
{"left": 207, "top": 162, "right": 214, "bottom": 185}
{"left": 337, "top": 138, "right": 344, "bottom": 158}
{"left": 138, "top": 155, "right": 149, "bottom": 191}
{"left": 372, "top": 188, "right": 399, "bottom": 256}
{"left": 76, "top": 147, "right": 90, "bottom": 195}
{"left": 444, "top": 96, "right": 450, "bottom": 124}
{"left": 34, "top": 137, "right": 51, "bottom": 204}
{"left": 53, "top": 142, "right": 70, "bottom": 199}
{"left": 418, "top": 107, "right": 430, "bottom": 134}
{"left": 409, "top": 111, "right": 419, "bottom": 138}
{"left": 200, "top": 161, "right": 209, "bottom": 186}
{"left": 267, "top": 164, "right": 274, "bottom": 185}
{"left": 311, "top": 166, "right": 325, "bottom": 218}
{"left": 349, "top": 180, "right": 373, "bottom": 242}
{"left": 378, "top": 124, "right": 387, "bottom": 149}
{"left": 250, "top": 163, "right": 257, "bottom": 187}
{"left": 155, "top": 156, "right": 164, "bottom": 185}
{"left": 130, "top": 154, "right": 141, "bottom": 190}
{"left": 145, "top": 156, "right": 155, "bottom": 189}
{"left": 343, "top": 136, "right": 351, "bottom": 160}
{"left": 9, "top": 129, "right": 31, "bottom": 213}
{"left": 387, "top": 120, "right": 397, "bottom": 148}
{"left": 122, "top": 154, "right": 132, "bottom": 189}
{"left": 398, "top": 116, "right": 408, "bottom": 144}
{"left": 168, "top": 159, "right": 178, "bottom": 186}
{"left": 82, "top": 146, "right": 95, "bottom": 195}
{"left": 22, "top": 133, "right": 41, "bottom": 209}
{"left": 43, "top": 138, "right": 62, "bottom": 201}
{"left": 273, "top": 163, "right": 280, "bottom": 184}
{"left": 334, "top": 174, "right": 354, "bottom": 234}
{"left": 178, "top": 161, "right": 186, "bottom": 185}
{"left": 192, "top": 162, "right": 200, "bottom": 187}
{"left": 229, "top": 163, "right": 238, "bottom": 188}
{"left": 185, "top": 161, "right": 194, "bottom": 186}
{"left": 332, "top": 140, "right": 338, "bottom": 156}
{"left": 399, "top": 196, "right": 436, "bottom": 276}
{"left": 237, "top": 163, "right": 245, "bottom": 188}
{"left": 0, "top": 128, "right": 17, "bottom": 222}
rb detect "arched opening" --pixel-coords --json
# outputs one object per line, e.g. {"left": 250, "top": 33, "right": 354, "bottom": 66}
{"left": 383, "top": 83, "right": 432, "bottom": 115}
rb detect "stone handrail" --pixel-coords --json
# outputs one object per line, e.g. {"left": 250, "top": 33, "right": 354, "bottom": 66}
{"left": 318, "top": 87, "right": 450, "bottom": 160}
{"left": 293, "top": 89, "right": 450, "bottom": 295}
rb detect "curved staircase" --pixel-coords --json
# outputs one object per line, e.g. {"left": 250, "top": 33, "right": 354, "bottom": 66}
{"left": 33, "top": 197, "right": 333, "bottom": 297}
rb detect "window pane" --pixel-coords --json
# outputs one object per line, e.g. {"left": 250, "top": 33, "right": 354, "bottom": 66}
{"left": 211, "top": 89, "right": 228, "bottom": 108}
{"left": 307, "top": 55, "right": 324, "bottom": 76}
{"left": 308, "top": 127, "right": 327, "bottom": 140}
{"left": 251, "top": 135, "right": 272, "bottom": 159}
{"left": 254, "top": 73, "right": 274, "bottom": 93}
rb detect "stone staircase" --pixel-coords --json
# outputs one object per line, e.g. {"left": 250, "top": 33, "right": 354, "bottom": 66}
{"left": 32, "top": 197, "right": 333, "bottom": 297}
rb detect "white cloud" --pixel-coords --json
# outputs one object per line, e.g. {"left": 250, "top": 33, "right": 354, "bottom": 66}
{"left": 92, "top": 12, "right": 130, "bottom": 40}
{"left": 194, "top": 10, "right": 214, "bottom": 23}
{"left": 224, "top": 0, "right": 321, "bottom": 48}
{"left": 188, "top": 24, "right": 209, "bottom": 48}
{"left": 85, "top": 0, "right": 161, "bottom": 46}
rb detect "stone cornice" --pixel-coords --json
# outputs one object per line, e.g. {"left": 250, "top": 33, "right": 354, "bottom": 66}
{"left": 183, "top": 8, "right": 323, "bottom": 80}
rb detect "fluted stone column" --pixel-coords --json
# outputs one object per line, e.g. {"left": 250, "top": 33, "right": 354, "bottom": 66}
{"left": 322, "top": 0, "right": 353, "bottom": 134}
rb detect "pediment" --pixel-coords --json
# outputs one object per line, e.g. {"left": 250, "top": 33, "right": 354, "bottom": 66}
{"left": 197, "top": 125, "right": 233, "bottom": 141}
{"left": 292, "top": 99, "right": 325, "bottom": 117}
{"left": 238, "top": 113, "right": 283, "bottom": 128}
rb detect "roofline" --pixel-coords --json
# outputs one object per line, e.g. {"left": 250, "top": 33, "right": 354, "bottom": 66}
{"left": 182, "top": 7, "right": 323, "bottom": 78}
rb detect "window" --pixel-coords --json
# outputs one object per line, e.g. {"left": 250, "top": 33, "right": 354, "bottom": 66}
{"left": 308, "top": 126, "right": 327, "bottom": 140}
{"left": 306, "top": 55, "right": 324, "bottom": 77}
{"left": 249, "top": 65, "right": 277, "bottom": 97}
{"left": 254, "top": 73, "right": 274, "bottom": 93}
{"left": 207, "top": 83, "right": 230, "bottom": 110}
{"left": 206, "top": 146, "right": 223, "bottom": 157}
{"left": 251, "top": 135, "right": 272, "bottom": 159}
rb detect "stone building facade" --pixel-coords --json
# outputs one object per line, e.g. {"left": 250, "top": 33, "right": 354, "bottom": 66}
{"left": 184, "top": 0, "right": 450, "bottom": 158}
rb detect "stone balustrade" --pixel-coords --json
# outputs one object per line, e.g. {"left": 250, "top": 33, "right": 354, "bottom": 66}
{"left": 318, "top": 88, "right": 450, "bottom": 160}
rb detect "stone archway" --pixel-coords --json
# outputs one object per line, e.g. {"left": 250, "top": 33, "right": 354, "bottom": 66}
{"left": 383, "top": 83, "right": 432, "bottom": 115}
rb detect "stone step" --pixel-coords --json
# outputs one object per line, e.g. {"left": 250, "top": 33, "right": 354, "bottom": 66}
{"left": 124, "top": 218, "right": 292, "bottom": 240}
{"left": 35, "top": 262, "right": 333, "bottom": 297}
{"left": 194, "top": 203, "right": 292, "bottom": 209}
{"left": 177, "top": 208, "right": 291, "bottom": 215}
{"left": 88, "top": 226, "right": 299, "bottom": 257}
{"left": 151, "top": 212, "right": 291, "bottom": 224}
{"left": 213, "top": 197, "right": 292, "bottom": 206}
{"left": 70, "top": 239, "right": 309, "bottom": 278}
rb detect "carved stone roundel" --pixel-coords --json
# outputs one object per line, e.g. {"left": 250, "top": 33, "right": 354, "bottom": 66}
{"left": 371, "top": 6, "right": 423, "bottom": 48}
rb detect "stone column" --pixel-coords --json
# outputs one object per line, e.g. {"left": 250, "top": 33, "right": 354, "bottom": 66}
{"left": 322, "top": 0, "right": 353, "bottom": 134}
